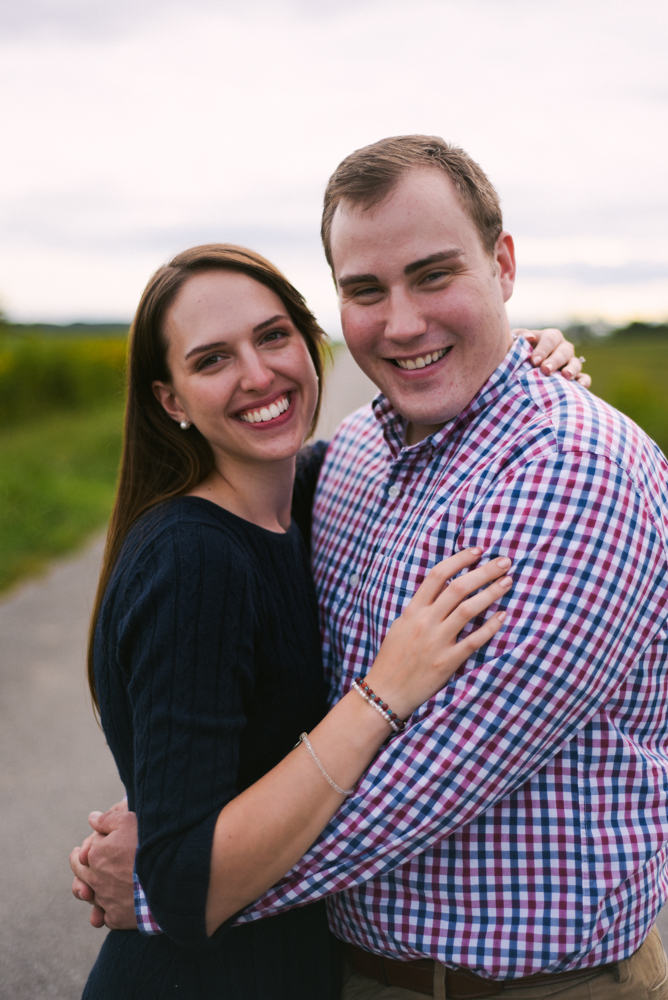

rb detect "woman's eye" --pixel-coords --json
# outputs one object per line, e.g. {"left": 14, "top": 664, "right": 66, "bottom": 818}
{"left": 261, "top": 329, "right": 288, "bottom": 344}
{"left": 198, "top": 353, "right": 226, "bottom": 370}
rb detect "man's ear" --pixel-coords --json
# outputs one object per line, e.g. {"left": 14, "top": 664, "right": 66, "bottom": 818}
{"left": 494, "top": 232, "right": 516, "bottom": 303}
{"left": 152, "top": 380, "right": 188, "bottom": 425}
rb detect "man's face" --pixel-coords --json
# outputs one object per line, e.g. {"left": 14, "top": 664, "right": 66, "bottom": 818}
{"left": 330, "top": 167, "right": 516, "bottom": 443}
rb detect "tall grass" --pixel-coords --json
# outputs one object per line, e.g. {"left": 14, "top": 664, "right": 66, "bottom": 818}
{"left": 0, "top": 403, "right": 124, "bottom": 593}
{"left": 0, "top": 335, "right": 127, "bottom": 592}
{"left": 573, "top": 337, "right": 668, "bottom": 455}
{"left": 0, "top": 336, "right": 126, "bottom": 426}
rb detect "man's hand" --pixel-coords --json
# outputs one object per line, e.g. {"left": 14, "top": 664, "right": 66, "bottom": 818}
{"left": 515, "top": 328, "right": 591, "bottom": 388}
{"left": 70, "top": 807, "right": 139, "bottom": 930}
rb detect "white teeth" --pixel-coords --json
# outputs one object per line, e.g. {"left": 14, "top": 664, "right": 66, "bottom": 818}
{"left": 395, "top": 347, "right": 448, "bottom": 370}
{"left": 239, "top": 395, "right": 290, "bottom": 423}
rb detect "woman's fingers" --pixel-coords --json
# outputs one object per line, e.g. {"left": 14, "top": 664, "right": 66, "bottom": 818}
{"left": 429, "top": 556, "right": 512, "bottom": 618}
{"left": 450, "top": 611, "right": 507, "bottom": 664}
{"left": 576, "top": 372, "right": 592, "bottom": 389}
{"left": 440, "top": 574, "right": 513, "bottom": 634}
{"left": 407, "top": 547, "right": 483, "bottom": 606}
{"left": 537, "top": 339, "right": 575, "bottom": 376}
{"left": 558, "top": 356, "right": 582, "bottom": 381}
{"left": 522, "top": 328, "right": 572, "bottom": 370}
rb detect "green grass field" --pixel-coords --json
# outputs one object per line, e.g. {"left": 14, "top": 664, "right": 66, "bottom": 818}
{"left": 0, "top": 403, "right": 124, "bottom": 593}
{"left": 574, "top": 336, "right": 668, "bottom": 455}
{"left": 0, "top": 333, "right": 665, "bottom": 597}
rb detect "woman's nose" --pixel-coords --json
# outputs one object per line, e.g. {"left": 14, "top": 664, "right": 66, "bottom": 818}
{"left": 238, "top": 352, "right": 275, "bottom": 393}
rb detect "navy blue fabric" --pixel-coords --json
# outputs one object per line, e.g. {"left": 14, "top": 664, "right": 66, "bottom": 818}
{"left": 84, "top": 451, "right": 339, "bottom": 999}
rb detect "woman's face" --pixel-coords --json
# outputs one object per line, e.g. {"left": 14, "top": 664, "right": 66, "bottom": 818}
{"left": 153, "top": 270, "right": 319, "bottom": 468}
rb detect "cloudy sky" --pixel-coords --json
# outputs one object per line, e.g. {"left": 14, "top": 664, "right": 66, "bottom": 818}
{"left": 0, "top": 0, "right": 666, "bottom": 333}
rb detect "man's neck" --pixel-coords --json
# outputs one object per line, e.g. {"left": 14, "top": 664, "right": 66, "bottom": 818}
{"left": 404, "top": 420, "right": 447, "bottom": 446}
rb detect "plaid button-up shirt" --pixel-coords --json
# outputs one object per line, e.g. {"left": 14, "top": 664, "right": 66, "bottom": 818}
{"left": 238, "top": 337, "right": 668, "bottom": 979}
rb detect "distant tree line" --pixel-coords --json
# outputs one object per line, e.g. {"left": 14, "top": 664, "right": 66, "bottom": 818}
{"left": 565, "top": 320, "right": 668, "bottom": 342}
{"left": 0, "top": 320, "right": 130, "bottom": 338}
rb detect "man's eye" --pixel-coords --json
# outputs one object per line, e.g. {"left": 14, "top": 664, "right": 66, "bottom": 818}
{"left": 422, "top": 270, "right": 452, "bottom": 285}
{"left": 354, "top": 286, "right": 383, "bottom": 298}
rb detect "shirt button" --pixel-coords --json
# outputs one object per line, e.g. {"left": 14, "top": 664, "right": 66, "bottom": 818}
{"left": 349, "top": 572, "right": 360, "bottom": 587}
{"left": 388, "top": 485, "right": 401, "bottom": 498}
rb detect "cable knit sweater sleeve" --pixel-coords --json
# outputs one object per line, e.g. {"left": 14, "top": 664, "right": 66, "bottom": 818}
{"left": 109, "top": 517, "right": 257, "bottom": 948}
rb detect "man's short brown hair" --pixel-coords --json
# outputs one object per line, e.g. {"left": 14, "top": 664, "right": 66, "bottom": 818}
{"left": 321, "top": 135, "right": 504, "bottom": 269}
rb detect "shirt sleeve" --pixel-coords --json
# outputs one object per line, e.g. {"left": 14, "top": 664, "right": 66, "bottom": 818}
{"left": 114, "top": 521, "right": 257, "bottom": 948}
{"left": 240, "top": 450, "right": 668, "bottom": 918}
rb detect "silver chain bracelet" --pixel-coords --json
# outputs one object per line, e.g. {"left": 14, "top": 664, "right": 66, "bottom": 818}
{"left": 297, "top": 732, "right": 355, "bottom": 797}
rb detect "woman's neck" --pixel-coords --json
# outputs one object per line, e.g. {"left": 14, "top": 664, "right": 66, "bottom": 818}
{"left": 188, "top": 454, "right": 296, "bottom": 533}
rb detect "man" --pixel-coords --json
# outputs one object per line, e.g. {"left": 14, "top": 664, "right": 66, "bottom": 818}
{"left": 73, "top": 136, "right": 668, "bottom": 999}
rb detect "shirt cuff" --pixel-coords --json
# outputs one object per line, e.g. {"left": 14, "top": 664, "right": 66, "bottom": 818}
{"left": 133, "top": 860, "right": 162, "bottom": 935}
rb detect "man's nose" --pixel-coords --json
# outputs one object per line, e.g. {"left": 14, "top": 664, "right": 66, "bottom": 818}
{"left": 238, "top": 351, "right": 275, "bottom": 393}
{"left": 383, "top": 288, "right": 428, "bottom": 342}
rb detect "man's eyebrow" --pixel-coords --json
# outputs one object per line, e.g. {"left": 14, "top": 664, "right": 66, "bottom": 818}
{"left": 404, "top": 249, "right": 464, "bottom": 276}
{"left": 337, "top": 251, "right": 464, "bottom": 289}
{"left": 183, "top": 315, "right": 289, "bottom": 360}
{"left": 337, "top": 273, "right": 378, "bottom": 289}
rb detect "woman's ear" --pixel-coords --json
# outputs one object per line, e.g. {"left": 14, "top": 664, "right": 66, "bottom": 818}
{"left": 152, "top": 380, "right": 188, "bottom": 424}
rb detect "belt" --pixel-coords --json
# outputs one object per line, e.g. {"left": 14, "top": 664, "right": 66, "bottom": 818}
{"left": 345, "top": 944, "right": 617, "bottom": 999}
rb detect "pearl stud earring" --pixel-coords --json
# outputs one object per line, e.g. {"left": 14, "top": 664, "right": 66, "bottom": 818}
{"left": 179, "top": 420, "right": 191, "bottom": 430}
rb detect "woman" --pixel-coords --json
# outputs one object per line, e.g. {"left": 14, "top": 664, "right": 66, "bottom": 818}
{"left": 80, "top": 243, "right": 573, "bottom": 999}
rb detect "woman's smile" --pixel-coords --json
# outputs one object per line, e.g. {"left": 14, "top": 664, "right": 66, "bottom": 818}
{"left": 236, "top": 390, "right": 293, "bottom": 426}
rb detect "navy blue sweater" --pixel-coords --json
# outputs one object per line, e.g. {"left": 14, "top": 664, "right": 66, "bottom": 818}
{"left": 83, "top": 444, "right": 341, "bottom": 999}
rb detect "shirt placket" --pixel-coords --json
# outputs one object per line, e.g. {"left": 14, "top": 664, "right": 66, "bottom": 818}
{"left": 337, "top": 445, "right": 434, "bottom": 683}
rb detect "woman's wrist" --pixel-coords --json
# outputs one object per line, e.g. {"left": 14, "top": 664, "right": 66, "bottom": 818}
{"left": 351, "top": 677, "right": 407, "bottom": 733}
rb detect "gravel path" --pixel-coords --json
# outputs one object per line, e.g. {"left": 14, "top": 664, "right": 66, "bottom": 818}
{"left": 1, "top": 348, "right": 665, "bottom": 998}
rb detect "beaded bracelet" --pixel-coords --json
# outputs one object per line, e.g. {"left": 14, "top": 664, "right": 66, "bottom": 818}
{"left": 297, "top": 732, "right": 355, "bottom": 797}
{"left": 352, "top": 677, "right": 407, "bottom": 734}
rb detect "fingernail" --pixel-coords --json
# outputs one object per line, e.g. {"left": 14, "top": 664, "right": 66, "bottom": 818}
{"left": 543, "top": 362, "right": 552, "bottom": 373}
{"left": 497, "top": 557, "right": 511, "bottom": 568}
{"left": 533, "top": 355, "right": 542, "bottom": 365}
{"left": 499, "top": 576, "right": 513, "bottom": 587}
{"left": 563, "top": 370, "right": 572, "bottom": 380}
{"left": 77, "top": 891, "right": 83, "bottom": 900}
{"left": 89, "top": 811, "right": 102, "bottom": 822}
{"left": 469, "top": 547, "right": 482, "bottom": 555}
{"left": 496, "top": 611, "right": 507, "bottom": 622}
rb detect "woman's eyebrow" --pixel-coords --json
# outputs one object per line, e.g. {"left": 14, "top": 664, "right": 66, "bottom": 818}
{"left": 184, "top": 315, "right": 290, "bottom": 361}
{"left": 184, "top": 340, "right": 227, "bottom": 361}
{"left": 253, "top": 313, "right": 289, "bottom": 333}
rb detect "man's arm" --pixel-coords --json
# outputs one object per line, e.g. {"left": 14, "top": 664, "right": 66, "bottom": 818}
{"left": 238, "top": 450, "right": 666, "bottom": 919}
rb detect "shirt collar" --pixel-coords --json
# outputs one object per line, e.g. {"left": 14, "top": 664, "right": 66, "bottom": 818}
{"left": 371, "top": 336, "right": 533, "bottom": 460}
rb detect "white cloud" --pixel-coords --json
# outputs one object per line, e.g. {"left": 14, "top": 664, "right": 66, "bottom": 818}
{"left": 0, "top": 0, "right": 666, "bottom": 325}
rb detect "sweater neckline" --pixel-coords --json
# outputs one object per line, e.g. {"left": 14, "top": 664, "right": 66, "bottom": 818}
{"left": 174, "top": 495, "right": 300, "bottom": 543}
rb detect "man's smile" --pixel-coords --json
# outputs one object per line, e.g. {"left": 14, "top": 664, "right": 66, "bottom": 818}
{"left": 388, "top": 346, "right": 453, "bottom": 371}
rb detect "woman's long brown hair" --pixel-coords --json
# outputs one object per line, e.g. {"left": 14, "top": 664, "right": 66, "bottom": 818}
{"left": 87, "top": 244, "right": 328, "bottom": 712}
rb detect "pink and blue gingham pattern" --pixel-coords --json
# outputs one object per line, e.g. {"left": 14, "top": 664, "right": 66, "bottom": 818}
{"left": 134, "top": 861, "right": 161, "bottom": 935}
{"left": 236, "top": 338, "right": 668, "bottom": 979}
